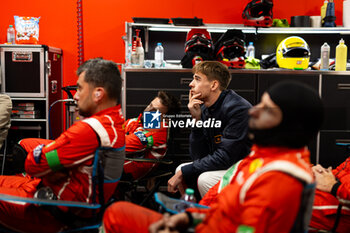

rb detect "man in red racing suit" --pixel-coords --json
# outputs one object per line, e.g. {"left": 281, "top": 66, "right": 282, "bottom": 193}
{"left": 102, "top": 81, "right": 324, "bottom": 233}
{"left": 123, "top": 91, "right": 180, "bottom": 180}
{"left": 309, "top": 157, "right": 350, "bottom": 233}
{"left": 0, "top": 58, "right": 125, "bottom": 233}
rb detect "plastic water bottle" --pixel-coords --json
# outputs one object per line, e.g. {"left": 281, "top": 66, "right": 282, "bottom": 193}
{"left": 7, "top": 25, "right": 15, "bottom": 44}
{"left": 181, "top": 188, "right": 197, "bottom": 203}
{"left": 335, "top": 38, "right": 348, "bottom": 71}
{"left": 175, "top": 188, "right": 197, "bottom": 212}
{"left": 154, "top": 42, "right": 164, "bottom": 68}
{"left": 125, "top": 43, "right": 132, "bottom": 67}
{"left": 246, "top": 42, "right": 255, "bottom": 58}
{"left": 320, "top": 42, "right": 330, "bottom": 70}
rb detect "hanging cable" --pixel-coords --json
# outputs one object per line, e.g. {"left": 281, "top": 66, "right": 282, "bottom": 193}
{"left": 77, "top": 0, "right": 84, "bottom": 66}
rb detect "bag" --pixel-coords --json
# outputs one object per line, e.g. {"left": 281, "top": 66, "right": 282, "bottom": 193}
{"left": 14, "top": 16, "right": 41, "bottom": 44}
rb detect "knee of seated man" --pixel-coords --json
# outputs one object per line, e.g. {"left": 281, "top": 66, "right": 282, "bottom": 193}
{"left": 197, "top": 172, "right": 214, "bottom": 197}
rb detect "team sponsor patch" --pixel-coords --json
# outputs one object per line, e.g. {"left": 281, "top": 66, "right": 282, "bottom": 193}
{"left": 214, "top": 134, "right": 222, "bottom": 144}
{"left": 249, "top": 158, "right": 264, "bottom": 173}
{"left": 134, "top": 131, "right": 148, "bottom": 146}
{"left": 33, "top": 144, "right": 44, "bottom": 164}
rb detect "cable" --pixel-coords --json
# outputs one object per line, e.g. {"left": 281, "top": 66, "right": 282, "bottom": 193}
{"left": 77, "top": 0, "right": 84, "bottom": 66}
{"left": 49, "top": 99, "right": 75, "bottom": 139}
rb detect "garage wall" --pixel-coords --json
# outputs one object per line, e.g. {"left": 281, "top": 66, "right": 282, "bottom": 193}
{"left": 0, "top": 0, "right": 345, "bottom": 87}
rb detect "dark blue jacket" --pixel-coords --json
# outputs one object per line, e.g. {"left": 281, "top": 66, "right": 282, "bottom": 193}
{"left": 181, "top": 89, "right": 252, "bottom": 180}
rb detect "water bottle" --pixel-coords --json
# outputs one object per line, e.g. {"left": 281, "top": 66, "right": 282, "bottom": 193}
{"left": 246, "top": 42, "right": 255, "bottom": 58}
{"left": 182, "top": 188, "right": 196, "bottom": 203}
{"left": 335, "top": 38, "right": 348, "bottom": 71}
{"left": 175, "top": 188, "right": 197, "bottom": 212}
{"left": 125, "top": 43, "right": 132, "bottom": 67}
{"left": 154, "top": 42, "right": 164, "bottom": 68}
{"left": 7, "top": 25, "right": 15, "bottom": 44}
{"left": 320, "top": 42, "right": 330, "bottom": 70}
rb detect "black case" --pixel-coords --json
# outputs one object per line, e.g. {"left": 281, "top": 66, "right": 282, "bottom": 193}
{"left": 0, "top": 44, "right": 63, "bottom": 140}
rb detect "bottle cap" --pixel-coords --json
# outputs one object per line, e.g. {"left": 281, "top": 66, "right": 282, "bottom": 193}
{"left": 157, "top": 42, "right": 162, "bottom": 46}
{"left": 185, "top": 188, "right": 195, "bottom": 195}
{"left": 9, "top": 25, "right": 13, "bottom": 27}
{"left": 340, "top": 38, "right": 345, "bottom": 44}
{"left": 249, "top": 42, "right": 253, "bottom": 45}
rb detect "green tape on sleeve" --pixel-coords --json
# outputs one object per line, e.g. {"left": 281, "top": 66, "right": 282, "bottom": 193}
{"left": 146, "top": 135, "right": 154, "bottom": 148}
{"left": 237, "top": 225, "right": 255, "bottom": 233}
{"left": 45, "top": 149, "right": 63, "bottom": 172}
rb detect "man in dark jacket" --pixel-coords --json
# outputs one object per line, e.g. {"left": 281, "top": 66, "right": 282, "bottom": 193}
{"left": 168, "top": 61, "right": 252, "bottom": 197}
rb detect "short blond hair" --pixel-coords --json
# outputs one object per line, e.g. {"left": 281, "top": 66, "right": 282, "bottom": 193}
{"left": 192, "top": 61, "right": 231, "bottom": 90}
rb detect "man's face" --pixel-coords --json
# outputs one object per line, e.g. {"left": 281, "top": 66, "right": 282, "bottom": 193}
{"left": 144, "top": 97, "right": 168, "bottom": 115}
{"left": 189, "top": 72, "right": 214, "bottom": 101}
{"left": 74, "top": 72, "right": 95, "bottom": 117}
{"left": 248, "top": 93, "right": 282, "bottom": 130}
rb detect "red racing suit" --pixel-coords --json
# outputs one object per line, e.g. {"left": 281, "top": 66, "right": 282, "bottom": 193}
{"left": 102, "top": 145, "right": 313, "bottom": 233}
{"left": 123, "top": 114, "right": 168, "bottom": 179}
{"left": 0, "top": 105, "right": 125, "bottom": 233}
{"left": 309, "top": 157, "right": 350, "bottom": 233}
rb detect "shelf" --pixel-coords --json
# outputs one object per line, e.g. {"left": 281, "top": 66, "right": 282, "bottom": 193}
{"left": 128, "top": 23, "right": 350, "bottom": 34}
{"left": 11, "top": 118, "right": 46, "bottom": 122}
{"left": 11, "top": 97, "right": 47, "bottom": 101}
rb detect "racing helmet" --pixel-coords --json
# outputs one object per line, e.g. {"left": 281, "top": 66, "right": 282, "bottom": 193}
{"left": 276, "top": 36, "right": 311, "bottom": 70}
{"left": 242, "top": 0, "right": 273, "bottom": 27}
{"left": 181, "top": 29, "right": 214, "bottom": 68}
{"left": 214, "top": 29, "right": 246, "bottom": 69}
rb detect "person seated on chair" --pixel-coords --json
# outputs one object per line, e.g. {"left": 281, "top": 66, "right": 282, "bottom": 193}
{"left": 123, "top": 91, "right": 180, "bottom": 180}
{"left": 308, "top": 158, "right": 350, "bottom": 233}
{"left": 0, "top": 58, "right": 125, "bottom": 233}
{"left": 102, "top": 80, "right": 324, "bottom": 233}
{"left": 0, "top": 94, "right": 11, "bottom": 149}
{"left": 167, "top": 61, "right": 252, "bottom": 198}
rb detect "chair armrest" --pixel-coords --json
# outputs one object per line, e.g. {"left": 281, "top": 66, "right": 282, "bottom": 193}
{"left": 0, "top": 193, "right": 101, "bottom": 209}
{"left": 125, "top": 157, "right": 173, "bottom": 165}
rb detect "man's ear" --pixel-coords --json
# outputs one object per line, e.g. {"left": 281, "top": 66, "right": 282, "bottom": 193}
{"left": 93, "top": 87, "right": 105, "bottom": 101}
{"left": 211, "top": 80, "right": 220, "bottom": 91}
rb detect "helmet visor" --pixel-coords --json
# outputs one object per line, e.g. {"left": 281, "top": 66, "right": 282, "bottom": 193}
{"left": 283, "top": 48, "right": 309, "bottom": 58}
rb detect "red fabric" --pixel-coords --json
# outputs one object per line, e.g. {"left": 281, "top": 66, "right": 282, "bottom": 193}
{"left": 0, "top": 105, "right": 125, "bottom": 233}
{"left": 199, "top": 181, "right": 220, "bottom": 206}
{"left": 123, "top": 114, "right": 168, "bottom": 179}
{"left": 309, "top": 157, "right": 350, "bottom": 233}
{"left": 0, "top": 175, "right": 64, "bottom": 233}
{"left": 103, "top": 145, "right": 313, "bottom": 233}
{"left": 103, "top": 201, "right": 162, "bottom": 233}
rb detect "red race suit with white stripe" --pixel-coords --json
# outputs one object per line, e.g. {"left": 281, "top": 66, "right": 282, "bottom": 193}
{"left": 102, "top": 145, "right": 313, "bottom": 233}
{"left": 309, "top": 157, "right": 350, "bottom": 233}
{"left": 0, "top": 105, "right": 125, "bottom": 233}
{"left": 123, "top": 114, "right": 167, "bottom": 179}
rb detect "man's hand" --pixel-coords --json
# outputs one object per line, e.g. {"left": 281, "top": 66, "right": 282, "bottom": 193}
{"left": 188, "top": 91, "right": 203, "bottom": 121}
{"left": 168, "top": 170, "right": 183, "bottom": 193}
{"left": 149, "top": 212, "right": 189, "bottom": 233}
{"left": 312, "top": 164, "right": 337, "bottom": 193}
